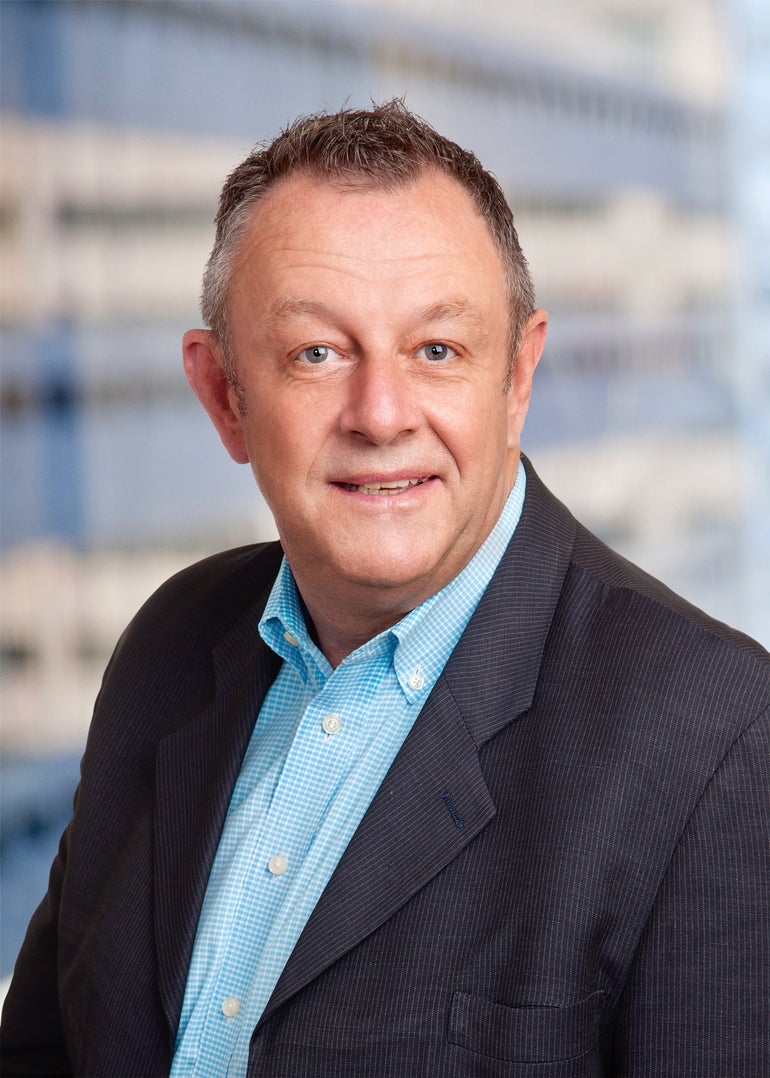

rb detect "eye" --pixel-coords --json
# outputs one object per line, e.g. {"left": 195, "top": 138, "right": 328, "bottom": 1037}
{"left": 297, "top": 344, "right": 339, "bottom": 365}
{"left": 418, "top": 342, "right": 456, "bottom": 362}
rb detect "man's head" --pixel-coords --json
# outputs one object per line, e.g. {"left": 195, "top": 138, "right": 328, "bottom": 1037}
{"left": 184, "top": 102, "right": 546, "bottom": 661}
{"left": 201, "top": 99, "right": 535, "bottom": 391}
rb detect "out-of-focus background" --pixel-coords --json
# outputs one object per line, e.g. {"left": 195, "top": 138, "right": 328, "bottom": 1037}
{"left": 1, "top": 0, "right": 768, "bottom": 981}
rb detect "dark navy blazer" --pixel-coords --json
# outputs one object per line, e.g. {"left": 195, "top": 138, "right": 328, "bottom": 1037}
{"left": 2, "top": 459, "right": 769, "bottom": 1076}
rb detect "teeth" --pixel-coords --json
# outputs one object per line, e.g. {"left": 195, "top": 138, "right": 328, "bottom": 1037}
{"left": 343, "top": 478, "right": 427, "bottom": 495}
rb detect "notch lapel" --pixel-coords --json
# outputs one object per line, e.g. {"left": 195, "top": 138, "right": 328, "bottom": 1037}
{"left": 153, "top": 587, "right": 282, "bottom": 1031}
{"left": 262, "top": 675, "right": 495, "bottom": 1022}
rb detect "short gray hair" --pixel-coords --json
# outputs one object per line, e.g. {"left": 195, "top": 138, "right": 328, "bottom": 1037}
{"left": 201, "top": 100, "right": 535, "bottom": 387}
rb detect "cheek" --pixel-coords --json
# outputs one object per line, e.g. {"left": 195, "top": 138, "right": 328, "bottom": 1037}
{"left": 241, "top": 393, "right": 295, "bottom": 459}
{"left": 441, "top": 407, "right": 509, "bottom": 470}
{"left": 244, "top": 417, "right": 325, "bottom": 507}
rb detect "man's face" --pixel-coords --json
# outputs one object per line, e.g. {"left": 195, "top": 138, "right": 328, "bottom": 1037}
{"left": 186, "top": 170, "right": 545, "bottom": 628}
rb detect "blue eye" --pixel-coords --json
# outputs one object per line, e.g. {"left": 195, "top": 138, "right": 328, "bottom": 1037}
{"left": 299, "top": 345, "right": 336, "bottom": 364}
{"left": 420, "top": 342, "right": 454, "bottom": 362}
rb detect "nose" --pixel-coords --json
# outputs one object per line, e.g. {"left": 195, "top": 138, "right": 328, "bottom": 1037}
{"left": 339, "top": 354, "right": 421, "bottom": 445}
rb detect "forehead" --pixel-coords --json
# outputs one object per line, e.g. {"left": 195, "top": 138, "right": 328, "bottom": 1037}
{"left": 231, "top": 169, "right": 506, "bottom": 291}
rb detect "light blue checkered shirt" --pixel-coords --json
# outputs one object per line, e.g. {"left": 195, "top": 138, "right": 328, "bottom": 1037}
{"left": 170, "top": 464, "right": 526, "bottom": 1077}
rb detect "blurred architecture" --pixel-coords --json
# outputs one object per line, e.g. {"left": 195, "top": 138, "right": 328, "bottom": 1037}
{"left": 729, "top": 0, "right": 770, "bottom": 662}
{"left": 1, "top": 0, "right": 768, "bottom": 974}
{"left": 2, "top": 0, "right": 763, "bottom": 983}
{"left": 3, "top": 0, "right": 759, "bottom": 743}
{"left": 3, "top": 0, "right": 766, "bottom": 721}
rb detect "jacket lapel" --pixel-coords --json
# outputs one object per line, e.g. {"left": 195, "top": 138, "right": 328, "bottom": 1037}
{"left": 262, "top": 459, "right": 577, "bottom": 1021}
{"left": 153, "top": 554, "right": 283, "bottom": 1031}
{"left": 262, "top": 676, "right": 496, "bottom": 1021}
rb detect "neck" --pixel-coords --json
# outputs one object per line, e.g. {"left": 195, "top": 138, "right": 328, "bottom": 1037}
{"left": 299, "top": 589, "right": 411, "bottom": 668}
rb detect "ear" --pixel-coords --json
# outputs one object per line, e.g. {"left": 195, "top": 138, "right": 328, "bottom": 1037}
{"left": 507, "top": 309, "right": 547, "bottom": 449}
{"left": 182, "top": 329, "right": 250, "bottom": 464}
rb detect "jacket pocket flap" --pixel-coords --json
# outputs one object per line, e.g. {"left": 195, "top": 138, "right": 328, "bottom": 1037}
{"left": 448, "top": 989, "right": 603, "bottom": 1063}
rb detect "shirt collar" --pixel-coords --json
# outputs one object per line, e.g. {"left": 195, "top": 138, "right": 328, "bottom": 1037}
{"left": 259, "top": 562, "right": 330, "bottom": 688}
{"left": 259, "top": 461, "right": 526, "bottom": 698}
{"left": 390, "top": 460, "right": 526, "bottom": 701}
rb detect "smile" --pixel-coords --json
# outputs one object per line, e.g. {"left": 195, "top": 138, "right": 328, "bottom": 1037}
{"left": 339, "top": 477, "right": 430, "bottom": 495}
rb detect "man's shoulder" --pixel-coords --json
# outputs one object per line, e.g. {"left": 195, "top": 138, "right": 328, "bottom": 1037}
{"left": 518, "top": 457, "right": 768, "bottom": 677}
{"left": 547, "top": 525, "right": 770, "bottom": 741}
{"left": 127, "top": 540, "right": 283, "bottom": 631}
{"left": 104, "top": 541, "right": 283, "bottom": 689}
{"left": 569, "top": 523, "right": 768, "bottom": 667}
{"left": 139, "top": 541, "right": 283, "bottom": 614}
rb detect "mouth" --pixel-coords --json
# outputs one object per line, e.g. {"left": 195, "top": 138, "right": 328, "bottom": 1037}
{"left": 336, "top": 477, "right": 431, "bottom": 496}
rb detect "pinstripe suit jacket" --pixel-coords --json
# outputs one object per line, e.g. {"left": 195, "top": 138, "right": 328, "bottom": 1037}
{"left": 2, "top": 458, "right": 769, "bottom": 1076}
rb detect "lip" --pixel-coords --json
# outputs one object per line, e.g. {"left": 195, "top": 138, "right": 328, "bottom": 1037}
{"left": 331, "top": 474, "right": 436, "bottom": 496}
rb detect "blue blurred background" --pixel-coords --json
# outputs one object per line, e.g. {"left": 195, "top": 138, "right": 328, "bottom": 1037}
{"left": 1, "top": 0, "right": 768, "bottom": 983}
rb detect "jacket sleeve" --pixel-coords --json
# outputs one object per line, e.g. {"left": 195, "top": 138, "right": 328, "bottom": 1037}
{"left": 0, "top": 818, "right": 74, "bottom": 1076}
{"left": 612, "top": 707, "right": 770, "bottom": 1076}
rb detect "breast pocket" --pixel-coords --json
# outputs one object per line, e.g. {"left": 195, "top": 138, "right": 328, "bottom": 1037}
{"left": 448, "top": 989, "right": 603, "bottom": 1065}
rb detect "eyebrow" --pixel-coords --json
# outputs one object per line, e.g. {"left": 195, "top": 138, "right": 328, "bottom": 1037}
{"left": 412, "top": 299, "right": 488, "bottom": 333}
{"left": 263, "top": 296, "right": 488, "bottom": 335}
{"left": 262, "top": 297, "right": 335, "bottom": 330}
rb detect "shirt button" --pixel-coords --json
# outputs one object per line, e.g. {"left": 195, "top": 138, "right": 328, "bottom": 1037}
{"left": 222, "top": 996, "right": 240, "bottom": 1017}
{"left": 283, "top": 630, "right": 299, "bottom": 646}
{"left": 268, "top": 854, "right": 288, "bottom": 876}
{"left": 322, "top": 713, "right": 342, "bottom": 735}
{"left": 408, "top": 670, "right": 425, "bottom": 691}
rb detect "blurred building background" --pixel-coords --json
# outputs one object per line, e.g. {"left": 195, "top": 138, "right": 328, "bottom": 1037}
{"left": 1, "top": 0, "right": 768, "bottom": 978}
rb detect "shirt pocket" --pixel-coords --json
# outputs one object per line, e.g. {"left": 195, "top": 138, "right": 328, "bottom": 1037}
{"left": 448, "top": 989, "right": 603, "bottom": 1064}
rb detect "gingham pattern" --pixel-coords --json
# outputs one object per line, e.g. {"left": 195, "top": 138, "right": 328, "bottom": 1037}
{"left": 170, "top": 466, "right": 526, "bottom": 1078}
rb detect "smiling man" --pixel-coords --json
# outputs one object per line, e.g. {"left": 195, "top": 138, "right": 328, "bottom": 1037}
{"left": 184, "top": 167, "right": 544, "bottom": 663}
{"left": 2, "top": 102, "right": 768, "bottom": 1077}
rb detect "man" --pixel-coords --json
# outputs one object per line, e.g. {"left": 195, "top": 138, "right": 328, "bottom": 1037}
{"left": 2, "top": 101, "right": 768, "bottom": 1077}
